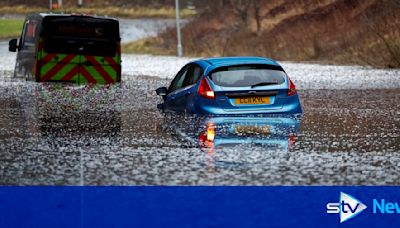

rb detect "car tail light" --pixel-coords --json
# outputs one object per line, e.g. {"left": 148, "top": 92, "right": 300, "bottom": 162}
{"left": 287, "top": 78, "right": 297, "bottom": 96}
{"left": 198, "top": 77, "right": 215, "bottom": 99}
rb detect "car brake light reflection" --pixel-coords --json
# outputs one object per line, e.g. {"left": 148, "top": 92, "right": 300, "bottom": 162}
{"left": 198, "top": 122, "right": 216, "bottom": 148}
{"left": 288, "top": 133, "right": 296, "bottom": 151}
{"left": 206, "top": 123, "right": 215, "bottom": 141}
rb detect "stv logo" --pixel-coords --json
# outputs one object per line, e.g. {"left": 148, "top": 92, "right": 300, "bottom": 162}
{"left": 326, "top": 192, "right": 367, "bottom": 223}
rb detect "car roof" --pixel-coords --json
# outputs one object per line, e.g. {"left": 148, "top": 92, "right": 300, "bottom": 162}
{"left": 193, "top": 57, "right": 282, "bottom": 74}
{"left": 29, "top": 13, "right": 118, "bottom": 22}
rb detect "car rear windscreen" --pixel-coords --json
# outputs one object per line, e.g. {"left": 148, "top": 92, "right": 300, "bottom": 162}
{"left": 42, "top": 16, "right": 120, "bottom": 56}
{"left": 210, "top": 65, "right": 286, "bottom": 87}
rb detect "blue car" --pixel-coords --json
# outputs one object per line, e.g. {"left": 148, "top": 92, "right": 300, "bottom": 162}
{"left": 156, "top": 57, "right": 302, "bottom": 115}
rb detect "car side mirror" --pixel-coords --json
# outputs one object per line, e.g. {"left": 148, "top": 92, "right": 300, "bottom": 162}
{"left": 156, "top": 87, "right": 168, "bottom": 96}
{"left": 9, "top": 39, "right": 18, "bottom": 52}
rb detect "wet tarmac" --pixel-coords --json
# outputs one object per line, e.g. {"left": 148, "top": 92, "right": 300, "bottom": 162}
{"left": 0, "top": 60, "right": 399, "bottom": 185}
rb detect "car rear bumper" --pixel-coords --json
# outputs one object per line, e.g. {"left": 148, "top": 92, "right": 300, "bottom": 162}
{"left": 191, "top": 94, "right": 302, "bottom": 115}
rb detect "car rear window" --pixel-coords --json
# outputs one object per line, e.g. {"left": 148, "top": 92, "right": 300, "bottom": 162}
{"left": 210, "top": 65, "right": 286, "bottom": 87}
{"left": 42, "top": 16, "right": 120, "bottom": 56}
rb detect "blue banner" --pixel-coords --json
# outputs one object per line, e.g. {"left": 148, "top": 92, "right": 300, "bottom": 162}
{"left": 0, "top": 187, "right": 399, "bottom": 227}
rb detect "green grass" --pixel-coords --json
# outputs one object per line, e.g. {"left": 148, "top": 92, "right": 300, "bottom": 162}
{"left": 122, "top": 37, "right": 175, "bottom": 55}
{"left": 0, "top": 5, "right": 46, "bottom": 15}
{"left": 0, "top": 5, "right": 196, "bottom": 19}
{"left": 62, "top": 6, "right": 196, "bottom": 18}
{"left": 0, "top": 19, "right": 24, "bottom": 39}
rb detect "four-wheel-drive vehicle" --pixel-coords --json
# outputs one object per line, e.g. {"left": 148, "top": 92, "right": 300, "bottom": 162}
{"left": 9, "top": 13, "right": 121, "bottom": 84}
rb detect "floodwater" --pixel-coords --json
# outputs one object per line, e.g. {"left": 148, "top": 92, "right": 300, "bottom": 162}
{"left": 119, "top": 18, "right": 177, "bottom": 43}
{"left": 0, "top": 16, "right": 176, "bottom": 44}
{"left": 0, "top": 26, "right": 399, "bottom": 185}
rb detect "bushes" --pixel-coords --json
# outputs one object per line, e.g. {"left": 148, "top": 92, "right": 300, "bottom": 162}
{"left": 132, "top": 0, "right": 400, "bottom": 68}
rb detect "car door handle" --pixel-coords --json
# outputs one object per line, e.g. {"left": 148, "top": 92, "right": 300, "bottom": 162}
{"left": 185, "top": 92, "right": 191, "bottom": 96}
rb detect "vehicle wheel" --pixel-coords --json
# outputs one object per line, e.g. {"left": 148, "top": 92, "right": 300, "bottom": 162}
{"left": 25, "top": 70, "right": 33, "bottom": 81}
{"left": 13, "top": 64, "right": 26, "bottom": 79}
{"left": 13, "top": 63, "right": 20, "bottom": 78}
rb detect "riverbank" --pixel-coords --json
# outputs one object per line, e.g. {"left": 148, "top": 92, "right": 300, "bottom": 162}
{"left": 124, "top": 0, "right": 400, "bottom": 69}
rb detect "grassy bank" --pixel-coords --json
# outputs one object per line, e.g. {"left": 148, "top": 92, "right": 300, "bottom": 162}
{"left": 0, "top": 5, "right": 45, "bottom": 15}
{"left": 0, "top": 5, "right": 196, "bottom": 40}
{"left": 123, "top": 0, "right": 400, "bottom": 68}
{"left": 122, "top": 37, "right": 175, "bottom": 55}
{"left": 0, "top": 19, "right": 24, "bottom": 39}
{"left": 0, "top": 5, "right": 196, "bottom": 18}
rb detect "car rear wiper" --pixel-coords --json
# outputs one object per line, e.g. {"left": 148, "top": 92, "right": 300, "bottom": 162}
{"left": 250, "top": 82, "right": 279, "bottom": 88}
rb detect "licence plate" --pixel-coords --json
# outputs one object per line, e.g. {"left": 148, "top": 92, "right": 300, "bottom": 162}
{"left": 235, "top": 125, "right": 270, "bottom": 135}
{"left": 234, "top": 96, "right": 270, "bottom": 105}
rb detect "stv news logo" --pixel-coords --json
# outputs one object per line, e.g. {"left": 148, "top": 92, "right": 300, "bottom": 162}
{"left": 326, "top": 192, "right": 367, "bottom": 223}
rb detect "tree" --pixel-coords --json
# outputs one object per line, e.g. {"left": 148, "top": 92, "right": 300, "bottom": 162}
{"left": 252, "top": 0, "right": 262, "bottom": 35}
{"left": 230, "top": 0, "right": 253, "bottom": 25}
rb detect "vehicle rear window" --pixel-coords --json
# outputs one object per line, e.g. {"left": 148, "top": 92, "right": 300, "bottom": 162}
{"left": 209, "top": 65, "right": 286, "bottom": 87}
{"left": 42, "top": 16, "right": 120, "bottom": 56}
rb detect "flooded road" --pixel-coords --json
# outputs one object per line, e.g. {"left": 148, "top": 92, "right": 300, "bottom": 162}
{"left": 0, "top": 42, "right": 399, "bottom": 185}
{"left": 119, "top": 18, "right": 177, "bottom": 43}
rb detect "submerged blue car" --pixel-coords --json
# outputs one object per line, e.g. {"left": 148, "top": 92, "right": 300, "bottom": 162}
{"left": 156, "top": 57, "right": 302, "bottom": 115}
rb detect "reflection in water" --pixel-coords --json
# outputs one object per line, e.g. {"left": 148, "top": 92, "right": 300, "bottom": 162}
{"left": 26, "top": 83, "right": 122, "bottom": 138}
{"left": 197, "top": 116, "right": 300, "bottom": 150}
{"left": 161, "top": 115, "right": 301, "bottom": 171}
{"left": 4, "top": 83, "right": 122, "bottom": 185}
{"left": 0, "top": 75, "right": 399, "bottom": 185}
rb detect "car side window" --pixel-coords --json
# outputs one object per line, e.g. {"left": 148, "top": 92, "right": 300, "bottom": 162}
{"left": 168, "top": 65, "right": 189, "bottom": 93}
{"left": 20, "top": 20, "right": 37, "bottom": 50}
{"left": 191, "top": 65, "right": 203, "bottom": 85}
{"left": 182, "top": 64, "right": 203, "bottom": 88}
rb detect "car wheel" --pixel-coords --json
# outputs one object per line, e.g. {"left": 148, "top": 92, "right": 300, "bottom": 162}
{"left": 25, "top": 70, "right": 33, "bottom": 81}
{"left": 13, "top": 63, "right": 20, "bottom": 78}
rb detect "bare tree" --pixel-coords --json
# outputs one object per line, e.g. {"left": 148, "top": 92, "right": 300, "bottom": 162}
{"left": 230, "top": 0, "right": 253, "bottom": 25}
{"left": 361, "top": 9, "right": 400, "bottom": 67}
{"left": 252, "top": 0, "right": 262, "bottom": 35}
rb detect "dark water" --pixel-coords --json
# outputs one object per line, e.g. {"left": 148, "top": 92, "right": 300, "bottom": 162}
{"left": 0, "top": 76, "right": 399, "bottom": 185}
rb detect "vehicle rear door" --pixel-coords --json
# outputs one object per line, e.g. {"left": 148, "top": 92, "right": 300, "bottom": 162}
{"left": 165, "top": 65, "right": 190, "bottom": 112}
{"left": 39, "top": 16, "right": 120, "bottom": 84}
{"left": 80, "top": 54, "right": 120, "bottom": 84}
{"left": 39, "top": 16, "right": 82, "bottom": 82}
{"left": 77, "top": 18, "right": 121, "bottom": 84}
{"left": 166, "top": 64, "right": 203, "bottom": 112}
{"left": 38, "top": 47, "right": 81, "bottom": 83}
{"left": 210, "top": 65, "right": 287, "bottom": 112}
{"left": 173, "top": 65, "right": 195, "bottom": 112}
